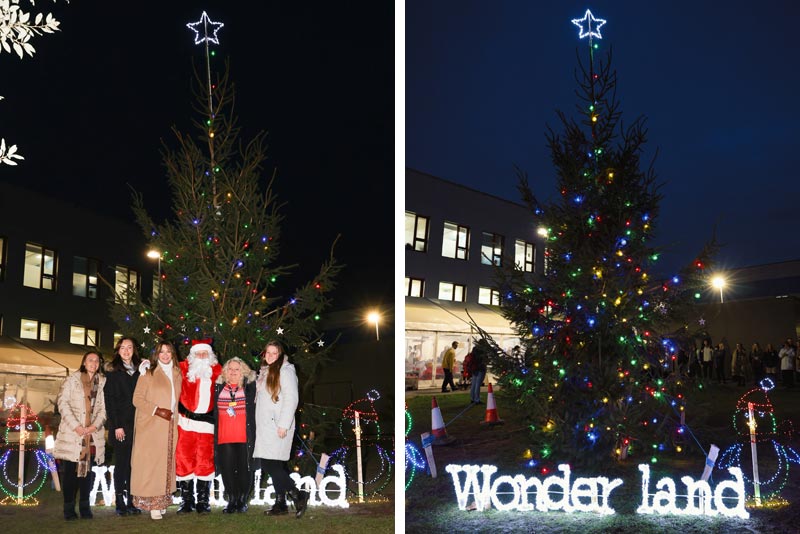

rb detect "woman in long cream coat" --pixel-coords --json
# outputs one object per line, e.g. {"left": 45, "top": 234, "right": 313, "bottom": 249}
{"left": 130, "top": 341, "right": 182, "bottom": 520}
{"left": 253, "top": 341, "right": 308, "bottom": 518}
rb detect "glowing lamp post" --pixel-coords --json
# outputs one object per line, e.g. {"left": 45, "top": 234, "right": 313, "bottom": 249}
{"left": 711, "top": 275, "right": 726, "bottom": 304}
{"left": 147, "top": 250, "right": 162, "bottom": 298}
{"left": 367, "top": 311, "right": 380, "bottom": 341}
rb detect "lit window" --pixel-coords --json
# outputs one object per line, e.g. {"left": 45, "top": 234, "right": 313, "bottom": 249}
{"left": 115, "top": 265, "right": 139, "bottom": 304}
{"left": 515, "top": 239, "right": 535, "bottom": 272}
{"left": 113, "top": 333, "right": 124, "bottom": 347}
{"left": 442, "top": 222, "right": 469, "bottom": 260}
{"left": 23, "top": 243, "right": 57, "bottom": 290}
{"left": 73, "top": 256, "right": 100, "bottom": 299}
{"left": 20, "top": 318, "right": 53, "bottom": 341}
{"left": 438, "top": 281, "right": 466, "bottom": 302}
{"left": 478, "top": 287, "right": 501, "bottom": 306}
{"left": 405, "top": 277, "right": 425, "bottom": 297}
{"left": 0, "top": 236, "right": 6, "bottom": 281}
{"left": 70, "top": 325, "right": 98, "bottom": 346}
{"left": 405, "top": 212, "right": 429, "bottom": 252}
{"left": 481, "top": 232, "right": 504, "bottom": 266}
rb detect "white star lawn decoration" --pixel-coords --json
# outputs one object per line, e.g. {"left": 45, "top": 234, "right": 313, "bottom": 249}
{"left": 143, "top": 326, "right": 151, "bottom": 334}
{"left": 187, "top": 12, "right": 224, "bottom": 45}
{"left": 317, "top": 340, "right": 325, "bottom": 347}
{"left": 572, "top": 9, "right": 606, "bottom": 40}
{"left": 276, "top": 327, "right": 284, "bottom": 335}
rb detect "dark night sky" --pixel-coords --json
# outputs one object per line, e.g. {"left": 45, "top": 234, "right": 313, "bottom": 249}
{"left": 1, "top": 1, "right": 394, "bottom": 315}
{"left": 407, "top": 1, "right": 800, "bottom": 278}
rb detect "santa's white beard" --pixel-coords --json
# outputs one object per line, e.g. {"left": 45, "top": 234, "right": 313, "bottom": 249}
{"left": 187, "top": 354, "right": 217, "bottom": 382}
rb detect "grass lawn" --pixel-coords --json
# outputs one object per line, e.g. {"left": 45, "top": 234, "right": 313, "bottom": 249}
{"left": 405, "top": 381, "right": 800, "bottom": 533}
{"left": 0, "top": 481, "right": 394, "bottom": 534}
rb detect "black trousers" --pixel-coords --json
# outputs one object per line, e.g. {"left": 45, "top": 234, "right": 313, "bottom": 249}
{"left": 61, "top": 459, "right": 95, "bottom": 514}
{"left": 702, "top": 360, "right": 713, "bottom": 380}
{"left": 111, "top": 429, "right": 133, "bottom": 498}
{"left": 783, "top": 369, "right": 795, "bottom": 388}
{"left": 261, "top": 458, "right": 297, "bottom": 496}
{"left": 441, "top": 369, "right": 456, "bottom": 392}
{"left": 218, "top": 443, "right": 251, "bottom": 499}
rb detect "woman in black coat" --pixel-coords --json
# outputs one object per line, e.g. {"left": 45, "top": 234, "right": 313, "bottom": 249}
{"left": 103, "top": 337, "right": 142, "bottom": 516}
{"left": 213, "top": 357, "right": 257, "bottom": 513}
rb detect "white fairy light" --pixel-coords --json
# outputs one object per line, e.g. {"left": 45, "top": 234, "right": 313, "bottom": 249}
{"left": 186, "top": 11, "right": 225, "bottom": 45}
{"left": 571, "top": 9, "right": 606, "bottom": 40}
{"left": 445, "top": 463, "right": 749, "bottom": 518}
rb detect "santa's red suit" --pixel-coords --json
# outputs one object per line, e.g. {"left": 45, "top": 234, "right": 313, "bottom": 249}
{"left": 175, "top": 348, "right": 222, "bottom": 481}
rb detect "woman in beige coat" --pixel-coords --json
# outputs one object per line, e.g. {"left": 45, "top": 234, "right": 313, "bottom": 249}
{"left": 54, "top": 351, "right": 106, "bottom": 520}
{"left": 130, "top": 341, "right": 182, "bottom": 520}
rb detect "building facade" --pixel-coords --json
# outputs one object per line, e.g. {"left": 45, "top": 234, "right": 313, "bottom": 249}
{"left": 0, "top": 182, "right": 155, "bottom": 413}
{"left": 404, "top": 168, "right": 545, "bottom": 389}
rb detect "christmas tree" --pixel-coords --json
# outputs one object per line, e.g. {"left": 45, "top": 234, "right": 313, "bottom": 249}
{"left": 487, "top": 11, "right": 715, "bottom": 466}
{"left": 108, "top": 14, "right": 341, "bottom": 376}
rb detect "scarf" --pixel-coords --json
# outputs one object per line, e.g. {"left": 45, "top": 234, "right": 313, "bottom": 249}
{"left": 77, "top": 372, "right": 99, "bottom": 478}
{"left": 123, "top": 361, "right": 135, "bottom": 376}
{"left": 159, "top": 360, "right": 176, "bottom": 411}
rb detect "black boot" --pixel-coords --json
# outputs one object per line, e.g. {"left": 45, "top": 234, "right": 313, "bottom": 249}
{"left": 63, "top": 502, "right": 78, "bottom": 521}
{"left": 195, "top": 480, "right": 212, "bottom": 514}
{"left": 176, "top": 480, "right": 195, "bottom": 514}
{"left": 237, "top": 491, "right": 249, "bottom": 513}
{"left": 288, "top": 487, "right": 309, "bottom": 519}
{"left": 265, "top": 493, "right": 288, "bottom": 516}
{"left": 126, "top": 490, "right": 142, "bottom": 515}
{"left": 78, "top": 497, "right": 93, "bottom": 519}
{"left": 222, "top": 492, "right": 237, "bottom": 514}
{"left": 115, "top": 493, "right": 129, "bottom": 516}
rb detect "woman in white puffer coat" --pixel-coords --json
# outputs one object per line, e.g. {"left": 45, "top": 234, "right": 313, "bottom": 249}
{"left": 54, "top": 351, "right": 106, "bottom": 520}
{"left": 253, "top": 341, "right": 308, "bottom": 518}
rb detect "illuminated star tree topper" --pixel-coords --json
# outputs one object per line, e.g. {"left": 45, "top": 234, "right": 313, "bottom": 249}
{"left": 186, "top": 11, "right": 225, "bottom": 45}
{"left": 571, "top": 9, "right": 606, "bottom": 41}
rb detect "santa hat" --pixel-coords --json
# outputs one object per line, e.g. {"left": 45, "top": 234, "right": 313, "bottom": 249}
{"left": 189, "top": 338, "right": 216, "bottom": 359}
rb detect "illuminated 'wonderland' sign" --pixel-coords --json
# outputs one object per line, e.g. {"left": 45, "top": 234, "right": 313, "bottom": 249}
{"left": 445, "top": 463, "right": 749, "bottom": 518}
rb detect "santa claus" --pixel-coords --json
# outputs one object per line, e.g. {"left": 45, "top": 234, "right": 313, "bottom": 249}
{"left": 175, "top": 340, "right": 222, "bottom": 514}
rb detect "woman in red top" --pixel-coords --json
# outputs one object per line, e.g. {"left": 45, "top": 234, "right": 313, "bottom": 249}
{"left": 213, "top": 357, "right": 257, "bottom": 513}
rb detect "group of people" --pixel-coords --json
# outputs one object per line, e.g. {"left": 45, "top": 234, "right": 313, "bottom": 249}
{"left": 678, "top": 337, "right": 800, "bottom": 388}
{"left": 53, "top": 338, "right": 309, "bottom": 521}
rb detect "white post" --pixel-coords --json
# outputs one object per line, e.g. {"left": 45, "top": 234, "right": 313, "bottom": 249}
{"left": 420, "top": 432, "right": 437, "bottom": 478}
{"left": 354, "top": 411, "right": 364, "bottom": 503}
{"left": 748, "top": 402, "right": 761, "bottom": 505}
{"left": 17, "top": 404, "right": 27, "bottom": 503}
{"left": 700, "top": 444, "right": 719, "bottom": 482}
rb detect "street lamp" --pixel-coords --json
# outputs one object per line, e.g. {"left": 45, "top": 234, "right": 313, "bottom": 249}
{"left": 366, "top": 310, "right": 380, "bottom": 341}
{"left": 711, "top": 275, "right": 726, "bottom": 304}
{"left": 147, "top": 250, "right": 162, "bottom": 298}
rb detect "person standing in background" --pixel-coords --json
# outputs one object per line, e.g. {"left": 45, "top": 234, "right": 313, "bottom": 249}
{"left": 731, "top": 342, "right": 747, "bottom": 387}
{"left": 750, "top": 343, "right": 764, "bottom": 385}
{"left": 779, "top": 340, "right": 796, "bottom": 388}
{"left": 440, "top": 341, "right": 458, "bottom": 393}
{"left": 470, "top": 339, "right": 488, "bottom": 404}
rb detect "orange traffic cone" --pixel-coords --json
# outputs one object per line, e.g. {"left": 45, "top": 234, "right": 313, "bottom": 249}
{"left": 430, "top": 396, "right": 455, "bottom": 445}
{"left": 480, "top": 383, "right": 504, "bottom": 425}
